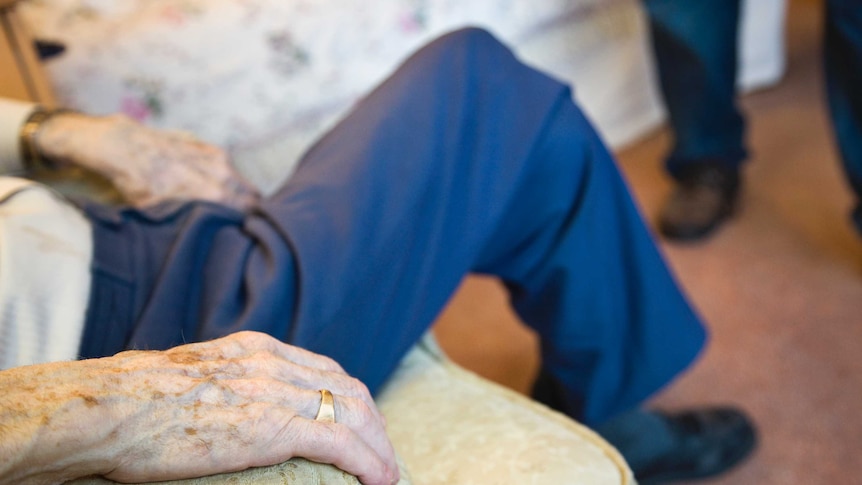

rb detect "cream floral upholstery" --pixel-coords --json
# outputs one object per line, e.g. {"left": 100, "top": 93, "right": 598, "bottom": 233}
{"left": 376, "top": 336, "right": 633, "bottom": 484}
{"left": 69, "top": 459, "right": 366, "bottom": 485}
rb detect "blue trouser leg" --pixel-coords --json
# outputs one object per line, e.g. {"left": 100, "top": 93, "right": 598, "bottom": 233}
{"left": 824, "top": 0, "right": 862, "bottom": 233}
{"left": 82, "top": 29, "right": 705, "bottom": 425}
{"left": 643, "top": 0, "right": 747, "bottom": 177}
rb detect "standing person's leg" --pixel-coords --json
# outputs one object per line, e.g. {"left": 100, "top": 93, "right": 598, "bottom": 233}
{"left": 824, "top": 0, "right": 862, "bottom": 234}
{"left": 643, "top": 0, "right": 747, "bottom": 241}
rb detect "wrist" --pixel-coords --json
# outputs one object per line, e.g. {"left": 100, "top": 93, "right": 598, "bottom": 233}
{"left": 0, "top": 359, "right": 125, "bottom": 483}
{"left": 19, "top": 107, "right": 79, "bottom": 172}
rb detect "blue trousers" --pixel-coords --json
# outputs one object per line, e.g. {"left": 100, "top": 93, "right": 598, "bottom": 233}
{"left": 644, "top": 0, "right": 862, "bottom": 231}
{"left": 78, "top": 29, "right": 705, "bottom": 426}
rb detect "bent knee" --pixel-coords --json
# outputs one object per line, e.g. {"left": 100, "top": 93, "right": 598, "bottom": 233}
{"left": 413, "top": 27, "right": 511, "bottom": 66}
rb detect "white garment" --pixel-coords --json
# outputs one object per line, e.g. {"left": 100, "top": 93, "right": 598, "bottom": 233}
{"left": 0, "top": 98, "right": 35, "bottom": 174}
{"left": 0, "top": 177, "right": 92, "bottom": 369}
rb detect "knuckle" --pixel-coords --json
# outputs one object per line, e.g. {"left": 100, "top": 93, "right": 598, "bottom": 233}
{"left": 212, "top": 147, "right": 229, "bottom": 160}
{"left": 234, "top": 330, "right": 266, "bottom": 345}
{"left": 329, "top": 423, "right": 354, "bottom": 448}
{"left": 343, "top": 395, "right": 375, "bottom": 425}
{"left": 344, "top": 377, "right": 372, "bottom": 400}
{"left": 106, "top": 113, "right": 135, "bottom": 125}
{"left": 319, "top": 356, "right": 345, "bottom": 373}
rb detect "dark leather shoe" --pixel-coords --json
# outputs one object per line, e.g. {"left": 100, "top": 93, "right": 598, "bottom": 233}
{"left": 659, "top": 162, "right": 741, "bottom": 241}
{"left": 635, "top": 407, "right": 758, "bottom": 485}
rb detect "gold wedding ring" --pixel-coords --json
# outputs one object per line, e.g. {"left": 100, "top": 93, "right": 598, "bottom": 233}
{"left": 315, "top": 389, "right": 336, "bottom": 423}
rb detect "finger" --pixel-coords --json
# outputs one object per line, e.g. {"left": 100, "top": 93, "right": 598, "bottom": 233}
{"left": 279, "top": 416, "right": 399, "bottom": 485}
{"left": 219, "top": 334, "right": 381, "bottom": 420}
{"left": 221, "top": 175, "right": 259, "bottom": 198}
{"left": 165, "top": 335, "right": 249, "bottom": 361}
{"left": 220, "top": 189, "right": 260, "bottom": 211}
{"left": 152, "top": 350, "right": 376, "bottom": 414}
{"left": 240, "top": 332, "right": 347, "bottom": 374}
{"left": 170, "top": 332, "right": 346, "bottom": 377}
{"left": 215, "top": 161, "right": 258, "bottom": 192}
{"left": 278, "top": 366, "right": 382, "bottom": 422}
{"left": 213, "top": 167, "right": 261, "bottom": 210}
{"left": 161, "top": 171, "right": 258, "bottom": 211}
{"left": 326, "top": 393, "right": 397, "bottom": 472}
{"left": 225, "top": 381, "right": 392, "bottom": 470}
{"left": 299, "top": 388, "right": 394, "bottom": 472}
{"left": 225, "top": 343, "right": 385, "bottom": 428}
{"left": 229, "top": 362, "right": 385, "bottom": 430}
{"left": 166, "top": 129, "right": 199, "bottom": 142}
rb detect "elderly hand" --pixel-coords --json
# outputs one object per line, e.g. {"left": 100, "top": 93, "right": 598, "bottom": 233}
{"left": 0, "top": 331, "right": 398, "bottom": 485}
{"left": 35, "top": 112, "right": 260, "bottom": 209}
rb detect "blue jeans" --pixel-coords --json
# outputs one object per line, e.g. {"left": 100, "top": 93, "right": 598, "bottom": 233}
{"left": 79, "top": 29, "right": 705, "bottom": 426}
{"left": 644, "top": 0, "right": 862, "bottom": 232}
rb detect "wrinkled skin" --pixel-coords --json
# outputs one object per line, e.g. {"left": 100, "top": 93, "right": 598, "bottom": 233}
{"left": 36, "top": 113, "right": 260, "bottom": 210}
{"left": 0, "top": 331, "right": 399, "bottom": 485}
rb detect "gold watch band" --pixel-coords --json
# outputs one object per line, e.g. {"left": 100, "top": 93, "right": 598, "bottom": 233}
{"left": 19, "top": 107, "right": 73, "bottom": 172}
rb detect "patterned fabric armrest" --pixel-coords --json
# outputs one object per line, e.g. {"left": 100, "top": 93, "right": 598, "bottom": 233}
{"left": 376, "top": 333, "right": 634, "bottom": 484}
{"left": 66, "top": 458, "right": 363, "bottom": 485}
